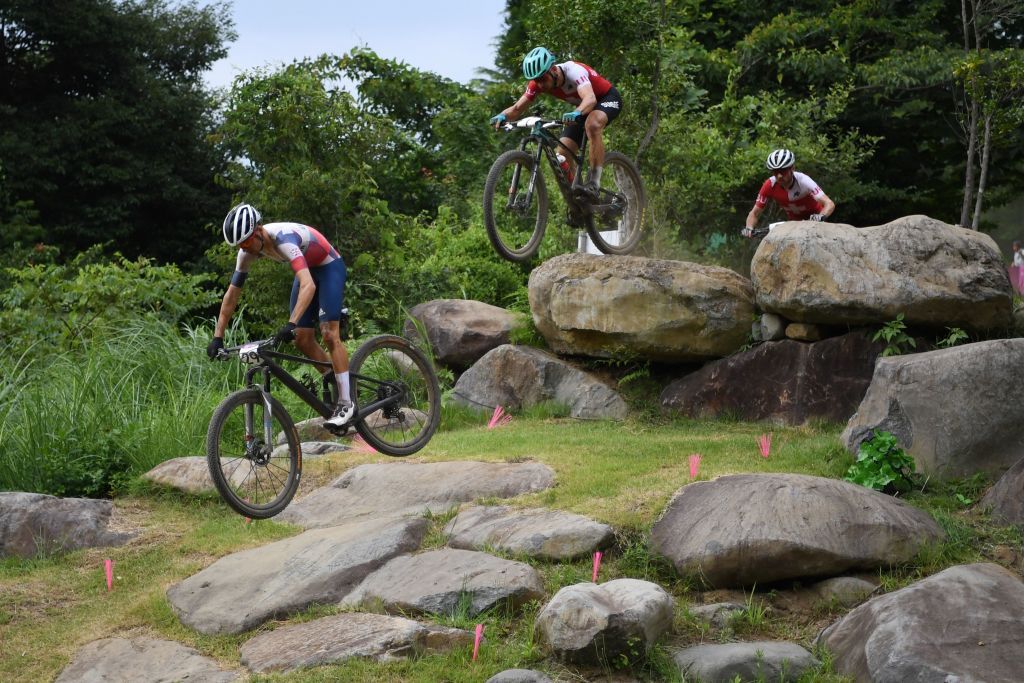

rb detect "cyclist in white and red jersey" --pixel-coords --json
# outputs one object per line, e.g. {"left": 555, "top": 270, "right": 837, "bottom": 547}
{"left": 489, "top": 46, "right": 622, "bottom": 198}
{"left": 206, "top": 203, "right": 354, "bottom": 427}
{"left": 742, "top": 149, "right": 835, "bottom": 237}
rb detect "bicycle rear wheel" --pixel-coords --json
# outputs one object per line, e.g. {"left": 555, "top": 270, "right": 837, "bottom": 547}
{"left": 483, "top": 149, "right": 548, "bottom": 262}
{"left": 586, "top": 151, "right": 646, "bottom": 255}
{"left": 350, "top": 334, "right": 441, "bottom": 456}
{"left": 206, "top": 388, "right": 301, "bottom": 519}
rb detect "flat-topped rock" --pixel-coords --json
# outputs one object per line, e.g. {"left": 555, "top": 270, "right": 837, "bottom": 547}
{"left": 444, "top": 505, "right": 613, "bottom": 560}
{"left": 673, "top": 641, "right": 818, "bottom": 682}
{"left": 55, "top": 636, "right": 239, "bottom": 682}
{"left": 650, "top": 474, "right": 944, "bottom": 587}
{"left": 166, "top": 516, "right": 426, "bottom": 635}
{"left": 404, "top": 298, "right": 525, "bottom": 370}
{"left": 341, "top": 548, "right": 545, "bottom": 617}
{"left": 240, "top": 612, "right": 470, "bottom": 673}
{"left": 0, "top": 492, "right": 133, "bottom": 558}
{"left": 278, "top": 461, "right": 555, "bottom": 528}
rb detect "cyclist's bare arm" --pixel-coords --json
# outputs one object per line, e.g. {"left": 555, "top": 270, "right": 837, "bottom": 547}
{"left": 214, "top": 284, "right": 243, "bottom": 338}
{"left": 495, "top": 94, "right": 533, "bottom": 129}
{"left": 744, "top": 204, "right": 764, "bottom": 234}
{"left": 572, "top": 82, "right": 597, "bottom": 116}
{"left": 817, "top": 192, "right": 836, "bottom": 218}
{"left": 290, "top": 268, "right": 316, "bottom": 326}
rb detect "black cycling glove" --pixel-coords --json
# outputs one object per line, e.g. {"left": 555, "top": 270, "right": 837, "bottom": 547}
{"left": 206, "top": 336, "right": 224, "bottom": 360}
{"left": 274, "top": 321, "right": 297, "bottom": 345}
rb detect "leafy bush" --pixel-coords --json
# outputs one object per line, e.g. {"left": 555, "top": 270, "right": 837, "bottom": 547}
{"left": 872, "top": 314, "right": 917, "bottom": 356}
{"left": 844, "top": 430, "right": 918, "bottom": 493}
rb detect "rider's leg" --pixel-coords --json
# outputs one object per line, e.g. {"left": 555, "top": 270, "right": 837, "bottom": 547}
{"left": 320, "top": 319, "right": 350, "bottom": 402}
{"left": 558, "top": 137, "right": 581, "bottom": 179}
{"left": 585, "top": 111, "right": 609, "bottom": 186}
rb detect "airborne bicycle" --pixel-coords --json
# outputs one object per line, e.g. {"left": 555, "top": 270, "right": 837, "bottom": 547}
{"left": 483, "top": 116, "right": 646, "bottom": 262}
{"left": 207, "top": 333, "right": 440, "bottom": 519}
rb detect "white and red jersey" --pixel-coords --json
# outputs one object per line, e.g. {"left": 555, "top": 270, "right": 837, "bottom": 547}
{"left": 754, "top": 172, "right": 825, "bottom": 220}
{"left": 523, "top": 61, "right": 613, "bottom": 105}
{"left": 234, "top": 222, "right": 340, "bottom": 275}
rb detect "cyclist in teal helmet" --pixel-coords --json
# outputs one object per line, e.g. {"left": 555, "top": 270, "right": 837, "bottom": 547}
{"left": 489, "top": 46, "right": 623, "bottom": 199}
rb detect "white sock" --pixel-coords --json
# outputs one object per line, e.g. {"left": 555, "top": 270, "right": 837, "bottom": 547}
{"left": 335, "top": 371, "right": 350, "bottom": 402}
{"left": 591, "top": 165, "right": 603, "bottom": 184}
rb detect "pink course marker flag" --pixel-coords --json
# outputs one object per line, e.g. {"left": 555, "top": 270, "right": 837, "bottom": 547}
{"left": 758, "top": 433, "right": 772, "bottom": 458}
{"left": 592, "top": 551, "right": 603, "bottom": 583}
{"left": 487, "top": 405, "right": 512, "bottom": 429}
{"left": 688, "top": 453, "right": 702, "bottom": 480}
{"left": 104, "top": 559, "right": 113, "bottom": 591}
{"left": 351, "top": 433, "right": 377, "bottom": 453}
{"left": 472, "top": 623, "right": 484, "bottom": 661}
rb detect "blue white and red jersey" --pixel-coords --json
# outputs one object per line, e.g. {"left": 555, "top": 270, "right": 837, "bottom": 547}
{"left": 754, "top": 172, "right": 825, "bottom": 220}
{"left": 523, "top": 61, "right": 613, "bottom": 106}
{"left": 234, "top": 222, "right": 340, "bottom": 274}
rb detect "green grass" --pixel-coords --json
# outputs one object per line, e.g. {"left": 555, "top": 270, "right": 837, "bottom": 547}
{"left": 1, "top": 415, "right": 1019, "bottom": 682}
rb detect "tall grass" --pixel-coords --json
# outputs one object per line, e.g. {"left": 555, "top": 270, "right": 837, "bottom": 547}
{"left": 0, "top": 318, "right": 242, "bottom": 496}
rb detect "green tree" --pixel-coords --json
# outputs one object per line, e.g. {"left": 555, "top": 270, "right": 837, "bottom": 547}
{"left": 0, "top": 0, "right": 234, "bottom": 263}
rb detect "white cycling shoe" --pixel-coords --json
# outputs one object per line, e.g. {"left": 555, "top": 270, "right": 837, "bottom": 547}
{"left": 325, "top": 400, "right": 355, "bottom": 427}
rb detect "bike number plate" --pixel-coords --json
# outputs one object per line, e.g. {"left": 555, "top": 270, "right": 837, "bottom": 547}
{"left": 239, "top": 342, "right": 261, "bottom": 365}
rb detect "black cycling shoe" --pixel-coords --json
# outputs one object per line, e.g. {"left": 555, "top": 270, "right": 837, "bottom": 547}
{"left": 574, "top": 180, "right": 600, "bottom": 202}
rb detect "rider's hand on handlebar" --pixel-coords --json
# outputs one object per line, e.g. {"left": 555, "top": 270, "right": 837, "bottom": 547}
{"left": 561, "top": 110, "right": 582, "bottom": 123}
{"left": 809, "top": 213, "right": 824, "bottom": 222}
{"left": 489, "top": 113, "right": 507, "bottom": 129}
{"left": 206, "top": 336, "right": 224, "bottom": 360}
{"left": 274, "top": 321, "right": 297, "bottom": 346}
{"left": 741, "top": 226, "right": 753, "bottom": 238}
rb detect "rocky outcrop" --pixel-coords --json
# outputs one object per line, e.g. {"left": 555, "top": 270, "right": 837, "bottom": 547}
{"left": 403, "top": 299, "right": 525, "bottom": 370}
{"left": 451, "top": 345, "right": 627, "bottom": 420}
{"left": 842, "top": 339, "right": 1024, "bottom": 480}
{"left": 752, "top": 215, "right": 1012, "bottom": 330}
{"left": 820, "top": 563, "right": 1024, "bottom": 682}
{"left": 55, "top": 637, "right": 239, "bottom": 683}
{"left": 661, "top": 330, "right": 884, "bottom": 425}
{"left": 529, "top": 253, "right": 754, "bottom": 361}
{"left": 0, "top": 492, "right": 133, "bottom": 558}
{"left": 673, "top": 641, "right": 818, "bottom": 682}
{"left": 650, "top": 474, "right": 944, "bottom": 587}
{"left": 444, "top": 506, "right": 614, "bottom": 560}
{"left": 981, "top": 455, "right": 1024, "bottom": 526}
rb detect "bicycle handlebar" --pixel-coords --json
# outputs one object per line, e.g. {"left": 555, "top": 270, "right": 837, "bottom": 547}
{"left": 216, "top": 337, "right": 277, "bottom": 361}
{"left": 500, "top": 116, "right": 562, "bottom": 132}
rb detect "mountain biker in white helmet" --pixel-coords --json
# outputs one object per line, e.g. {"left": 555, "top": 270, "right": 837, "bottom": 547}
{"left": 489, "top": 46, "right": 622, "bottom": 200}
{"left": 742, "top": 149, "right": 835, "bottom": 237}
{"left": 208, "top": 203, "right": 354, "bottom": 427}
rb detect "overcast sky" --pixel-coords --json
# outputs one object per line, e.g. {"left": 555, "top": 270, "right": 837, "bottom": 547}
{"left": 203, "top": 0, "right": 508, "bottom": 90}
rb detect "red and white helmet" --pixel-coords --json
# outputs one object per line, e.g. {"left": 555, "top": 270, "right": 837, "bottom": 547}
{"left": 766, "top": 149, "right": 795, "bottom": 171}
{"left": 222, "top": 203, "right": 262, "bottom": 246}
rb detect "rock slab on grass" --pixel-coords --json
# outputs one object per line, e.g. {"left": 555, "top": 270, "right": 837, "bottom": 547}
{"left": 535, "top": 579, "right": 674, "bottom": 666}
{"left": 0, "top": 492, "right": 133, "bottom": 559}
{"left": 240, "top": 612, "right": 470, "bottom": 673}
{"left": 820, "top": 562, "right": 1024, "bottom": 682}
{"left": 982, "top": 455, "right": 1024, "bottom": 526}
{"left": 444, "top": 505, "right": 614, "bottom": 560}
{"left": 342, "top": 548, "right": 545, "bottom": 617}
{"left": 55, "top": 637, "right": 239, "bottom": 682}
{"left": 486, "top": 670, "right": 554, "bottom": 683}
{"left": 403, "top": 298, "right": 525, "bottom": 370}
{"left": 673, "top": 641, "right": 818, "bottom": 682}
{"left": 650, "top": 474, "right": 944, "bottom": 587}
{"left": 278, "top": 461, "right": 555, "bottom": 529}
{"left": 166, "top": 516, "right": 427, "bottom": 635}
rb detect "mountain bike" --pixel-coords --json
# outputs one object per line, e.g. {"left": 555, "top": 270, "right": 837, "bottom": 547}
{"left": 483, "top": 116, "right": 645, "bottom": 262}
{"left": 207, "top": 333, "right": 441, "bottom": 519}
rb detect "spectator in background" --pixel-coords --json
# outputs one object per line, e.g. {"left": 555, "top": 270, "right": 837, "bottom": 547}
{"left": 1013, "top": 241, "right": 1024, "bottom": 294}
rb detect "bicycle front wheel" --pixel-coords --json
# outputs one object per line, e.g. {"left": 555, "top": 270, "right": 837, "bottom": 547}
{"left": 350, "top": 334, "right": 441, "bottom": 456}
{"left": 483, "top": 149, "right": 548, "bottom": 262}
{"left": 206, "top": 388, "right": 301, "bottom": 519}
{"left": 586, "top": 151, "right": 646, "bottom": 255}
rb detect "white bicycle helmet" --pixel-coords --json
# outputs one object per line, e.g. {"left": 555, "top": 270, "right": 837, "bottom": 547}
{"left": 766, "top": 148, "right": 795, "bottom": 171}
{"left": 223, "top": 203, "right": 261, "bottom": 246}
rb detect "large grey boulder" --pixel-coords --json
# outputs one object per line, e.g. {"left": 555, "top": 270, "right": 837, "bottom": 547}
{"left": 529, "top": 253, "right": 754, "bottom": 361}
{"left": 841, "top": 339, "right": 1024, "bottom": 480}
{"left": 142, "top": 457, "right": 216, "bottom": 493}
{"left": 752, "top": 215, "right": 1012, "bottom": 330}
{"left": 661, "top": 330, "right": 884, "bottom": 425}
{"left": 982, "top": 454, "right": 1024, "bottom": 526}
{"left": 451, "top": 345, "right": 627, "bottom": 420}
{"left": 650, "top": 474, "right": 944, "bottom": 587}
{"left": 819, "top": 563, "right": 1024, "bottom": 682}
{"left": 0, "top": 492, "right": 133, "bottom": 558}
{"left": 278, "top": 460, "right": 555, "bottom": 529}
{"left": 673, "top": 641, "right": 818, "bottom": 682}
{"left": 341, "top": 548, "right": 545, "bottom": 617}
{"left": 166, "top": 516, "right": 427, "bottom": 635}
{"left": 55, "top": 637, "right": 239, "bottom": 683}
{"left": 239, "top": 612, "right": 470, "bottom": 673}
{"left": 444, "top": 505, "right": 614, "bottom": 560}
{"left": 535, "top": 579, "right": 674, "bottom": 666}
{"left": 403, "top": 298, "right": 525, "bottom": 370}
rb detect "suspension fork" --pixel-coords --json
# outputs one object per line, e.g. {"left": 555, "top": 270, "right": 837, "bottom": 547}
{"left": 507, "top": 137, "right": 545, "bottom": 207}
{"left": 244, "top": 367, "right": 275, "bottom": 450}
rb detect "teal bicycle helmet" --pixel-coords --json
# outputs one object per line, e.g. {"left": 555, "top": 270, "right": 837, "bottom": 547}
{"left": 522, "top": 46, "right": 556, "bottom": 80}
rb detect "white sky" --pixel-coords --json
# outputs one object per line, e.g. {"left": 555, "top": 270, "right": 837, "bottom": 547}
{"left": 203, "top": 0, "right": 509, "bottom": 90}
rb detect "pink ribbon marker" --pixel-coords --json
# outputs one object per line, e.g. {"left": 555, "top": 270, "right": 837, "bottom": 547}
{"left": 758, "top": 433, "right": 772, "bottom": 458}
{"left": 104, "top": 559, "right": 113, "bottom": 591}
{"left": 487, "top": 405, "right": 512, "bottom": 429}
{"left": 688, "top": 453, "right": 702, "bottom": 480}
{"left": 352, "top": 434, "right": 377, "bottom": 453}
{"left": 592, "top": 551, "right": 603, "bottom": 583}
{"left": 472, "top": 623, "right": 484, "bottom": 661}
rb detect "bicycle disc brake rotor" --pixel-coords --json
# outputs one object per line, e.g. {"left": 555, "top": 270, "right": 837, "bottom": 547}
{"left": 245, "top": 436, "right": 272, "bottom": 466}
{"left": 378, "top": 382, "right": 406, "bottom": 420}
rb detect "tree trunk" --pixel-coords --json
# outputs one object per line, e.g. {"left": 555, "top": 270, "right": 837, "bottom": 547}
{"left": 636, "top": 0, "right": 666, "bottom": 166}
{"left": 960, "top": 97, "right": 978, "bottom": 227}
{"left": 971, "top": 112, "right": 992, "bottom": 230}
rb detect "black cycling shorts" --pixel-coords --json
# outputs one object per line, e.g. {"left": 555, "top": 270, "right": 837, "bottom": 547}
{"left": 561, "top": 86, "right": 623, "bottom": 148}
